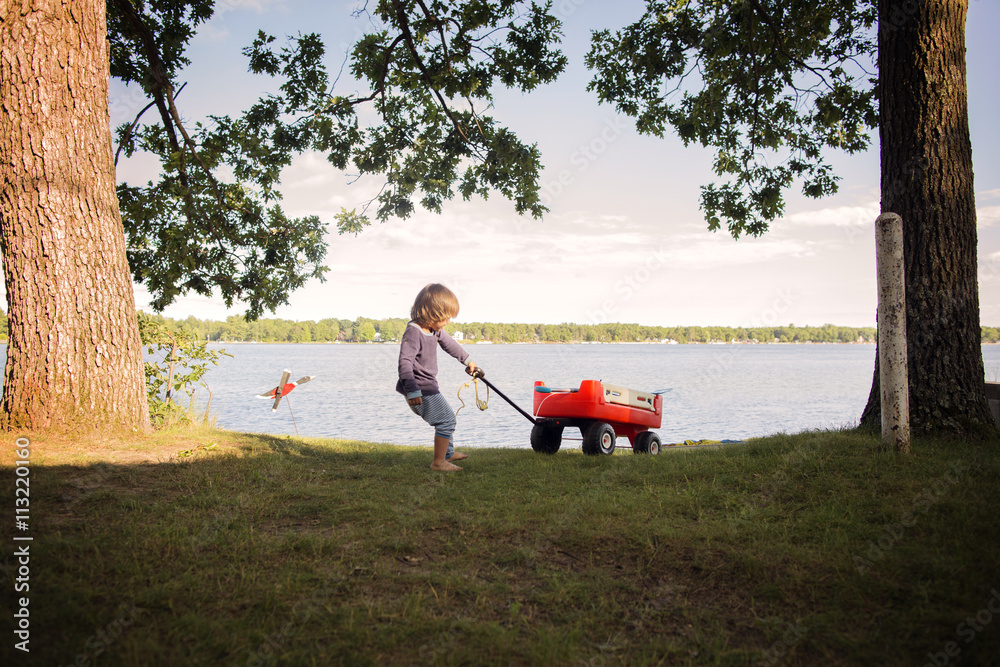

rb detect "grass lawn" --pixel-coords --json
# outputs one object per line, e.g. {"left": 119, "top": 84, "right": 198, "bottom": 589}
{"left": 3, "top": 425, "right": 999, "bottom": 666}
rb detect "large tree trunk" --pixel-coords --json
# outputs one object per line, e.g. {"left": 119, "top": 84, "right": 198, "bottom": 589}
{"left": 861, "top": 0, "right": 996, "bottom": 437}
{"left": 1, "top": 0, "right": 150, "bottom": 431}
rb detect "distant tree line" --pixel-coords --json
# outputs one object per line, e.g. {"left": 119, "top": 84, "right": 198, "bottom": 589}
{"left": 0, "top": 311, "right": 997, "bottom": 345}
{"left": 143, "top": 312, "right": 887, "bottom": 344}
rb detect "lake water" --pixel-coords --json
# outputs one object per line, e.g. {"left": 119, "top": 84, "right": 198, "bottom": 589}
{"left": 154, "top": 343, "right": 1000, "bottom": 447}
{"left": 3, "top": 343, "right": 999, "bottom": 448}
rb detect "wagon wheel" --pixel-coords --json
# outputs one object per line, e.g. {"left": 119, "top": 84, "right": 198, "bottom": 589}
{"left": 582, "top": 422, "right": 616, "bottom": 456}
{"left": 530, "top": 421, "right": 563, "bottom": 454}
{"left": 633, "top": 431, "right": 661, "bottom": 455}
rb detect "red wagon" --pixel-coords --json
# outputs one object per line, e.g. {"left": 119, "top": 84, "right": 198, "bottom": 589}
{"left": 470, "top": 370, "right": 664, "bottom": 456}
{"left": 529, "top": 380, "right": 663, "bottom": 455}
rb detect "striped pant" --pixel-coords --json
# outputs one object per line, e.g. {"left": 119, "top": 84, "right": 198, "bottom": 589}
{"left": 407, "top": 392, "right": 457, "bottom": 458}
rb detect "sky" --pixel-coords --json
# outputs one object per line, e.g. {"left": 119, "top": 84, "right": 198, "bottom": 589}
{"left": 111, "top": 0, "right": 1000, "bottom": 329}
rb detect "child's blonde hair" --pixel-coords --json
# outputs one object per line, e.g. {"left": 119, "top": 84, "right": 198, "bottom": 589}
{"left": 411, "top": 283, "right": 460, "bottom": 325}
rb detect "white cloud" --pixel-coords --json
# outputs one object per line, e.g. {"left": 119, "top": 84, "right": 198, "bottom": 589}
{"left": 977, "top": 206, "right": 1000, "bottom": 228}
{"left": 653, "top": 234, "right": 816, "bottom": 269}
{"left": 784, "top": 202, "right": 879, "bottom": 228}
{"left": 192, "top": 0, "right": 291, "bottom": 43}
{"left": 212, "top": 0, "right": 288, "bottom": 16}
{"left": 781, "top": 199, "right": 1000, "bottom": 230}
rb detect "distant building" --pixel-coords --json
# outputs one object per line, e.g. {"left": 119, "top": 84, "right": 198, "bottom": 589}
{"left": 453, "top": 331, "right": 464, "bottom": 341}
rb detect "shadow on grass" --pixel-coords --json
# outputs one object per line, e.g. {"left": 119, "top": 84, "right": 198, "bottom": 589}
{"left": 3, "top": 428, "right": 1000, "bottom": 665}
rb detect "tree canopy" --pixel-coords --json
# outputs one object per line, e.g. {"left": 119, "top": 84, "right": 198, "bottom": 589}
{"left": 586, "top": 0, "right": 877, "bottom": 238}
{"left": 111, "top": 0, "right": 566, "bottom": 319}
{"left": 111, "top": 0, "right": 885, "bottom": 312}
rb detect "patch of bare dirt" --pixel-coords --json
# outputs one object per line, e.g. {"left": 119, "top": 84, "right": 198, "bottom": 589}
{"left": 1, "top": 427, "right": 249, "bottom": 466}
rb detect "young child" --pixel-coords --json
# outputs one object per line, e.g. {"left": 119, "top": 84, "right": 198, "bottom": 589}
{"left": 397, "top": 283, "right": 479, "bottom": 471}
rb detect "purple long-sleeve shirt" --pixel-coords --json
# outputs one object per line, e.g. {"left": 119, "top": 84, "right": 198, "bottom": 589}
{"left": 396, "top": 322, "right": 470, "bottom": 397}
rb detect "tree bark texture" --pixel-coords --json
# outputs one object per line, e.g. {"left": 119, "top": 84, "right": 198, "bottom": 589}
{"left": 1, "top": 0, "right": 150, "bottom": 431}
{"left": 861, "top": 0, "right": 996, "bottom": 436}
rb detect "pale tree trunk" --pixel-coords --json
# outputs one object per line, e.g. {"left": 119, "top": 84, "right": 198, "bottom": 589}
{"left": 861, "top": 0, "right": 996, "bottom": 437}
{"left": 1, "top": 0, "right": 150, "bottom": 431}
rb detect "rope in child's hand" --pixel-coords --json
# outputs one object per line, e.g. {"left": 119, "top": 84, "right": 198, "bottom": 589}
{"left": 455, "top": 377, "right": 490, "bottom": 417}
